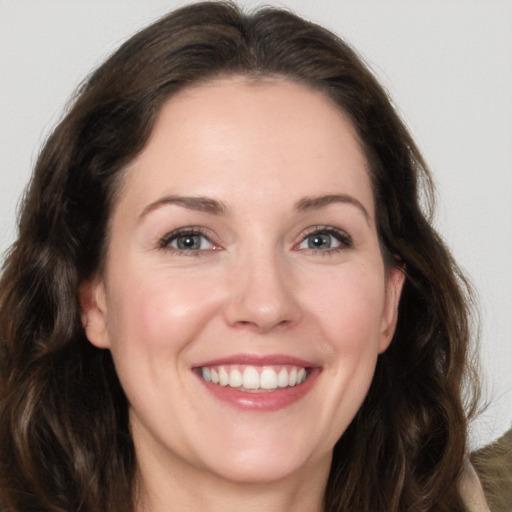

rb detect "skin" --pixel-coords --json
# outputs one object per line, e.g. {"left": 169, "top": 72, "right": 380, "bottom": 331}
{"left": 461, "top": 462, "right": 492, "bottom": 512}
{"left": 81, "top": 77, "right": 404, "bottom": 512}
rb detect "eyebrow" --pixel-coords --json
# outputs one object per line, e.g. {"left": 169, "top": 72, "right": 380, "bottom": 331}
{"left": 139, "top": 195, "right": 228, "bottom": 221}
{"left": 138, "top": 193, "right": 370, "bottom": 223}
{"left": 295, "top": 194, "right": 370, "bottom": 223}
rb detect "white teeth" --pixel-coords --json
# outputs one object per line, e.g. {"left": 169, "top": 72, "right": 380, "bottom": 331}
{"left": 219, "top": 367, "right": 229, "bottom": 386}
{"left": 229, "top": 369, "right": 242, "bottom": 388}
{"left": 277, "top": 367, "right": 289, "bottom": 388}
{"left": 288, "top": 367, "right": 297, "bottom": 386}
{"left": 242, "top": 366, "right": 260, "bottom": 390}
{"left": 260, "top": 368, "right": 278, "bottom": 389}
{"left": 200, "top": 364, "right": 310, "bottom": 390}
{"left": 202, "top": 367, "right": 211, "bottom": 382}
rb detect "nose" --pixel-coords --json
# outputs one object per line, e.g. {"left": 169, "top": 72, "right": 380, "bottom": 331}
{"left": 223, "top": 249, "right": 302, "bottom": 333}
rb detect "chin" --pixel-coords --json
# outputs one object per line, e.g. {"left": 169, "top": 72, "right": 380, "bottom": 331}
{"left": 207, "top": 454, "right": 317, "bottom": 485}
{"left": 195, "top": 434, "right": 330, "bottom": 485}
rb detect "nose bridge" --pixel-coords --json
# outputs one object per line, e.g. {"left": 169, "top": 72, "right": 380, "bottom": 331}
{"left": 224, "top": 237, "right": 301, "bottom": 332}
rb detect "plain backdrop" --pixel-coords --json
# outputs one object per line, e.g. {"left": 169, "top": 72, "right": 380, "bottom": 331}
{"left": 0, "top": 0, "right": 511, "bottom": 450}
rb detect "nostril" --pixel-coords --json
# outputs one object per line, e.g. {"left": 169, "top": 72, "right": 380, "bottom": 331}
{"left": 230, "top": 316, "right": 296, "bottom": 334}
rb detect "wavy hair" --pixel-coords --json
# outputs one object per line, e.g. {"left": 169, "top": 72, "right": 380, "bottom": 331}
{"left": 0, "top": 2, "right": 479, "bottom": 511}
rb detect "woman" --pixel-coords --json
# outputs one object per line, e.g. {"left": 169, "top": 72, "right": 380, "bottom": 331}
{"left": 0, "top": 2, "right": 488, "bottom": 511}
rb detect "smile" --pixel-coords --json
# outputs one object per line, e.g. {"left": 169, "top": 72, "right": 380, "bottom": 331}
{"left": 199, "top": 364, "right": 309, "bottom": 391}
{"left": 194, "top": 355, "right": 320, "bottom": 411}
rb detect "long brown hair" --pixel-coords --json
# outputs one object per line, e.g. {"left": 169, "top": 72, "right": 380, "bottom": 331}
{"left": 0, "top": 2, "right": 479, "bottom": 511}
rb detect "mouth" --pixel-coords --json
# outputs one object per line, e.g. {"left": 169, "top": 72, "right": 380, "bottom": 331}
{"left": 197, "top": 364, "right": 310, "bottom": 392}
{"left": 193, "top": 355, "right": 319, "bottom": 411}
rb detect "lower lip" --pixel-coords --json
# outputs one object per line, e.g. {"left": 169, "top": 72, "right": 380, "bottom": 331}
{"left": 196, "top": 368, "right": 321, "bottom": 412}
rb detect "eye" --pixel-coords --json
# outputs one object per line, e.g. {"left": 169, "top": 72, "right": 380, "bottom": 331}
{"left": 159, "top": 228, "right": 217, "bottom": 254}
{"left": 297, "top": 227, "right": 352, "bottom": 252}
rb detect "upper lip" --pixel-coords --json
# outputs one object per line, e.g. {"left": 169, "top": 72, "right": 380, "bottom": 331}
{"left": 193, "top": 353, "right": 318, "bottom": 368}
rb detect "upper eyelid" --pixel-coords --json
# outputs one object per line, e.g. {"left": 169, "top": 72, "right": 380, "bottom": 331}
{"left": 157, "top": 224, "right": 353, "bottom": 250}
{"left": 158, "top": 226, "right": 216, "bottom": 248}
{"left": 295, "top": 227, "right": 354, "bottom": 253}
{"left": 298, "top": 225, "right": 352, "bottom": 241}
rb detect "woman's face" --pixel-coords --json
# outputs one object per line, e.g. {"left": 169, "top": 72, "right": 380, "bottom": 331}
{"left": 82, "top": 78, "right": 403, "bottom": 486}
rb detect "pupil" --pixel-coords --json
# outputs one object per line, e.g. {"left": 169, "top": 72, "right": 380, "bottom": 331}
{"left": 178, "top": 235, "right": 199, "bottom": 250}
{"left": 309, "top": 234, "right": 331, "bottom": 249}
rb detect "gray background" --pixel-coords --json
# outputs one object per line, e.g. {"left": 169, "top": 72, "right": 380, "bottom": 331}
{"left": 1, "top": 0, "right": 511, "bottom": 449}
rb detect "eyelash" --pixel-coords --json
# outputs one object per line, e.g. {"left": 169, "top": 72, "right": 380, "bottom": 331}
{"left": 158, "top": 225, "right": 353, "bottom": 256}
{"left": 297, "top": 226, "right": 353, "bottom": 255}
{"left": 158, "top": 227, "right": 217, "bottom": 256}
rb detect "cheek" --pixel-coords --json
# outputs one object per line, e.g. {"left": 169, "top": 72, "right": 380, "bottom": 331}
{"left": 105, "top": 265, "right": 223, "bottom": 353}
{"left": 295, "top": 265, "right": 387, "bottom": 445}
{"left": 103, "top": 267, "right": 225, "bottom": 417}
{"left": 305, "top": 266, "right": 386, "bottom": 350}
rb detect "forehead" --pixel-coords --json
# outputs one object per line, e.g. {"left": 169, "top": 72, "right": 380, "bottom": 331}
{"left": 118, "top": 77, "right": 374, "bottom": 219}
{"left": 143, "top": 76, "right": 364, "bottom": 160}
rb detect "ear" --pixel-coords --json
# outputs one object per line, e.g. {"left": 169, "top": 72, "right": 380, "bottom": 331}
{"left": 78, "top": 275, "right": 111, "bottom": 349}
{"left": 378, "top": 264, "right": 405, "bottom": 354}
